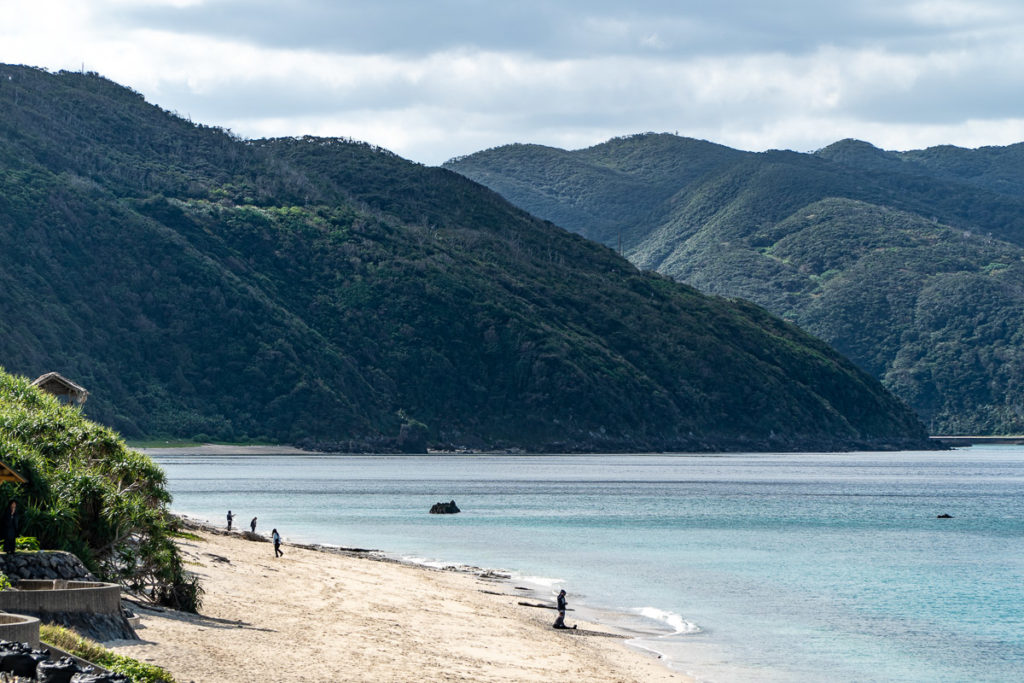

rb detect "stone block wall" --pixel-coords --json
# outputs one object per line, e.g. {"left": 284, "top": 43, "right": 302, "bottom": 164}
{"left": 0, "top": 552, "right": 96, "bottom": 582}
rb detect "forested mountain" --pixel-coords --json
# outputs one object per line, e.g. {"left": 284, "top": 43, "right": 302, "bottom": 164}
{"left": 446, "top": 134, "right": 1024, "bottom": 434}
{"left": 0, "top": 65, "right": 929, "bottom": 451}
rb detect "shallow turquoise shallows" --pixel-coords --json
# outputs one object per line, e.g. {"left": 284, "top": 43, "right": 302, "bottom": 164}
{"left": 152, "top": 446, "right": 1024, "bottom": 682}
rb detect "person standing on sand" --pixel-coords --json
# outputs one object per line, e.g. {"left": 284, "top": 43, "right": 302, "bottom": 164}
{"left": 0, "top": 501, "right": 19, "bottom": 554}
{"left": 250, "top": 517, "right": 257, "bottom": 533}
{"left": 272, "top": 528, "right": 283, "bottom": 557}
{"left": 553, "top": 589, "right": 576, "bottom": 629}
{"left": 227, "top": 510, "right": 234, "bottom": 531}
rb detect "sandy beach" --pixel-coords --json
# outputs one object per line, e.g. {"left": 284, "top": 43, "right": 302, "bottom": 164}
{"left": 109, "top": 527, "right": 690, "bottom": 682}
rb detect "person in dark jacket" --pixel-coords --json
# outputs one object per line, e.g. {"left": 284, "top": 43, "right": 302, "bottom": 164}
{"left": 1, "top": 500, "right": 20, "bottom": 554}
{"left": 250, "top": 517, "right": 257, "bottom": 533}
{"left": 553, "top": 589, "right": 576, "bottom": 629}
{"left": 226, "top": 510, "right": 234, "bottom": 531}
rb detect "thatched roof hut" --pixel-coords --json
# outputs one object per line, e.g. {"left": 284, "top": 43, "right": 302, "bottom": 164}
{"left": 30, "top": 372, "right": 89, "bottom": 406}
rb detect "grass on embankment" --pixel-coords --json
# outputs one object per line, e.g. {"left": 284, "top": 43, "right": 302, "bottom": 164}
{"left": 40, "top": 624, "right": 176, "bottom": 683}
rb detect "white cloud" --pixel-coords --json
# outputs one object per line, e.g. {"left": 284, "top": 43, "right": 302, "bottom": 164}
{"left": 1, "top": 0, "right": 1023, "bottom": 163}
{"left": 900, "top": 0, "right": 1016, "bottom": 27}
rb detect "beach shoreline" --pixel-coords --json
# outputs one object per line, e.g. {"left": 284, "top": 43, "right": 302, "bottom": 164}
{"left": 109, "top": 521, "right": 693, "bottom": 682}
{"left": 137, "top": 444, "right": 314, "bottom": 456}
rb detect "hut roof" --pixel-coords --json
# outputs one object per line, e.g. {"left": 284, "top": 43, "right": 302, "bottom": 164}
{"left": 30, "top": 372, "right": 89, "bottom": 405}
{"left": 0, "top": 460, "right": 26, "bottom": 484}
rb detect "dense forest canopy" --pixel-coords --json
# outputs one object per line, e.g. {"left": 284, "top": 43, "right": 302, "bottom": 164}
{"left": 447, "top": 133, "right": 1024, "bottom": 435}
{"left": 0, "top": 65, "right": 929, "bottom": 451}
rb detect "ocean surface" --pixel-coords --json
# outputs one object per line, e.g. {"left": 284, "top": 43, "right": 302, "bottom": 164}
{"left": 149, "top": 446, "right": 1024, "bottom": 682}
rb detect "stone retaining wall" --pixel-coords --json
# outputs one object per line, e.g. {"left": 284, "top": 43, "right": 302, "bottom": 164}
{"left": 0, "top": 551, "right": 96, "bottom": 582}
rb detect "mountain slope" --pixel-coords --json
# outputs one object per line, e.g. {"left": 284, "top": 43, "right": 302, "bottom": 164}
{"left": 0, "top": 66, "right": 929, "bottom": 451}
{"left": 446, "top": 133, "right": 1024, "bottom": 434}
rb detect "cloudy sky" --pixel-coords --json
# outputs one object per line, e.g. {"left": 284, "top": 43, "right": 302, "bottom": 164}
{"left": 2, "top": 0, "right": 1023, "bottom": 164}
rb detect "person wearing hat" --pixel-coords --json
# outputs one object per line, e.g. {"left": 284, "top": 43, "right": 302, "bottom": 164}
{"left": 553, "top": 589, "right": 576, "bottom": 629}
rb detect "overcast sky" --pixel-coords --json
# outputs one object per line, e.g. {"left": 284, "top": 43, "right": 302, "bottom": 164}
{"left": 2, "top": 0, "right": 1023, "bottom": 164}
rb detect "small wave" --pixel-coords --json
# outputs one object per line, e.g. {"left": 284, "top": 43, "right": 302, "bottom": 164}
{"left": 400, "top": 556, "right": 510, "bottom": 577}
{"left": 637, "top": 606, "right": 701, "bottom": 635}
{"left": 512, "top": 574, "right": 564, "bottom": 588}
{"left": 401, "top": 556, "right": 466, "bottom": 570}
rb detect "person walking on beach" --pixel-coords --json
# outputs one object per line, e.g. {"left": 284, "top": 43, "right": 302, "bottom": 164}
{"left": 250, "top": 517, "right": 257, "bottom": 533}
{"left": 0, "top": 501, "right": 19, "bottom": 554}
{"left": 272, "top": 528, "right": 283, "bottom": 557}
{"left": 226, "top": 510, "right": 235, "bottom": 531}
{"left": 553, "top": 589, "right": 576, "bottom": 629}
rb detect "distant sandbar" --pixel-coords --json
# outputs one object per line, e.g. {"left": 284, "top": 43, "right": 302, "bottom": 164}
{"left": 136, "top": 443, "right": 312, "bottom": 456}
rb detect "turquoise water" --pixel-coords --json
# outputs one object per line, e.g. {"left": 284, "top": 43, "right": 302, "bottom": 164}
{"left": 150, "top": 447, "right": 1024, "bottom": 682}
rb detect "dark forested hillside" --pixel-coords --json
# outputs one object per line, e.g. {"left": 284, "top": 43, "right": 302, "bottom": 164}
{"left": 0, "top": 66, "right": 929, "bottom": 451}
{"left": 446, "top": 133, "right": 1024, "bottom": 434}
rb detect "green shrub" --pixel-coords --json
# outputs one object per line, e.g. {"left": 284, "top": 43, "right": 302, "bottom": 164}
{"left": 15, "top": 536, "right": 40, "bottom": 551}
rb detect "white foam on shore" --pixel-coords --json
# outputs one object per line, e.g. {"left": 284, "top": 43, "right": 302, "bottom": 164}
{"left": 401, "top": 555, "right": 469, "bottom": 570}
{"left": 636, "top": 606, "right": 701, "bottom": 635}
{"left": 512, "top": 574, "right": 564, "bottom": 588}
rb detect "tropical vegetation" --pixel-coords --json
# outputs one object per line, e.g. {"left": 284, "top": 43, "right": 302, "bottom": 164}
{"left": 0, "top": 369, "right": 199, "bottom": 610}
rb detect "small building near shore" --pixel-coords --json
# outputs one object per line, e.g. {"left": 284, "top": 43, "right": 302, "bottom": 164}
{"left": 0, "top": 460, "right": 26, "bottom": 484}
{"left": 30, "top": 372, "right": 89, "bottom": 406}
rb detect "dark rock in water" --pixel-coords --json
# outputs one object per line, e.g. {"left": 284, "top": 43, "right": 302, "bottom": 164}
{"left": 937, "top": 513, "right": 953, "bottom": 518}
{"left": 430, "top": 500, "right": 461, "bottom": 514}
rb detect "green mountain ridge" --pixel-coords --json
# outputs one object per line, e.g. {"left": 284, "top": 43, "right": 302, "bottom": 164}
{"left": 445, "top": 133, "right": 1024, "bottom": 434}
{"left": 0, "top": 65, "right": 929, "bottom": 451}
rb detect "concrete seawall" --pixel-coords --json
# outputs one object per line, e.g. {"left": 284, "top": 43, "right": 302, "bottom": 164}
{"left": 0, "top": 613, "right": 40, "bottom": 648}
{"left": 0, "top": 577, "right": 135, "bottom": 642}
{"left": 0, "top": 581, "right": 121, "bottom": 616}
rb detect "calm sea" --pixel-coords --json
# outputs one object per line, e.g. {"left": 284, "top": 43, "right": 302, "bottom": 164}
{"left": 149, "top": 447, "right": 1024, "bottom": 682}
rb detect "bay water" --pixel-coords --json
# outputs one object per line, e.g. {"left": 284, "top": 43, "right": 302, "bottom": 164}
{"left": 150, "top": 446, "right": 1024, "bottom": 682}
